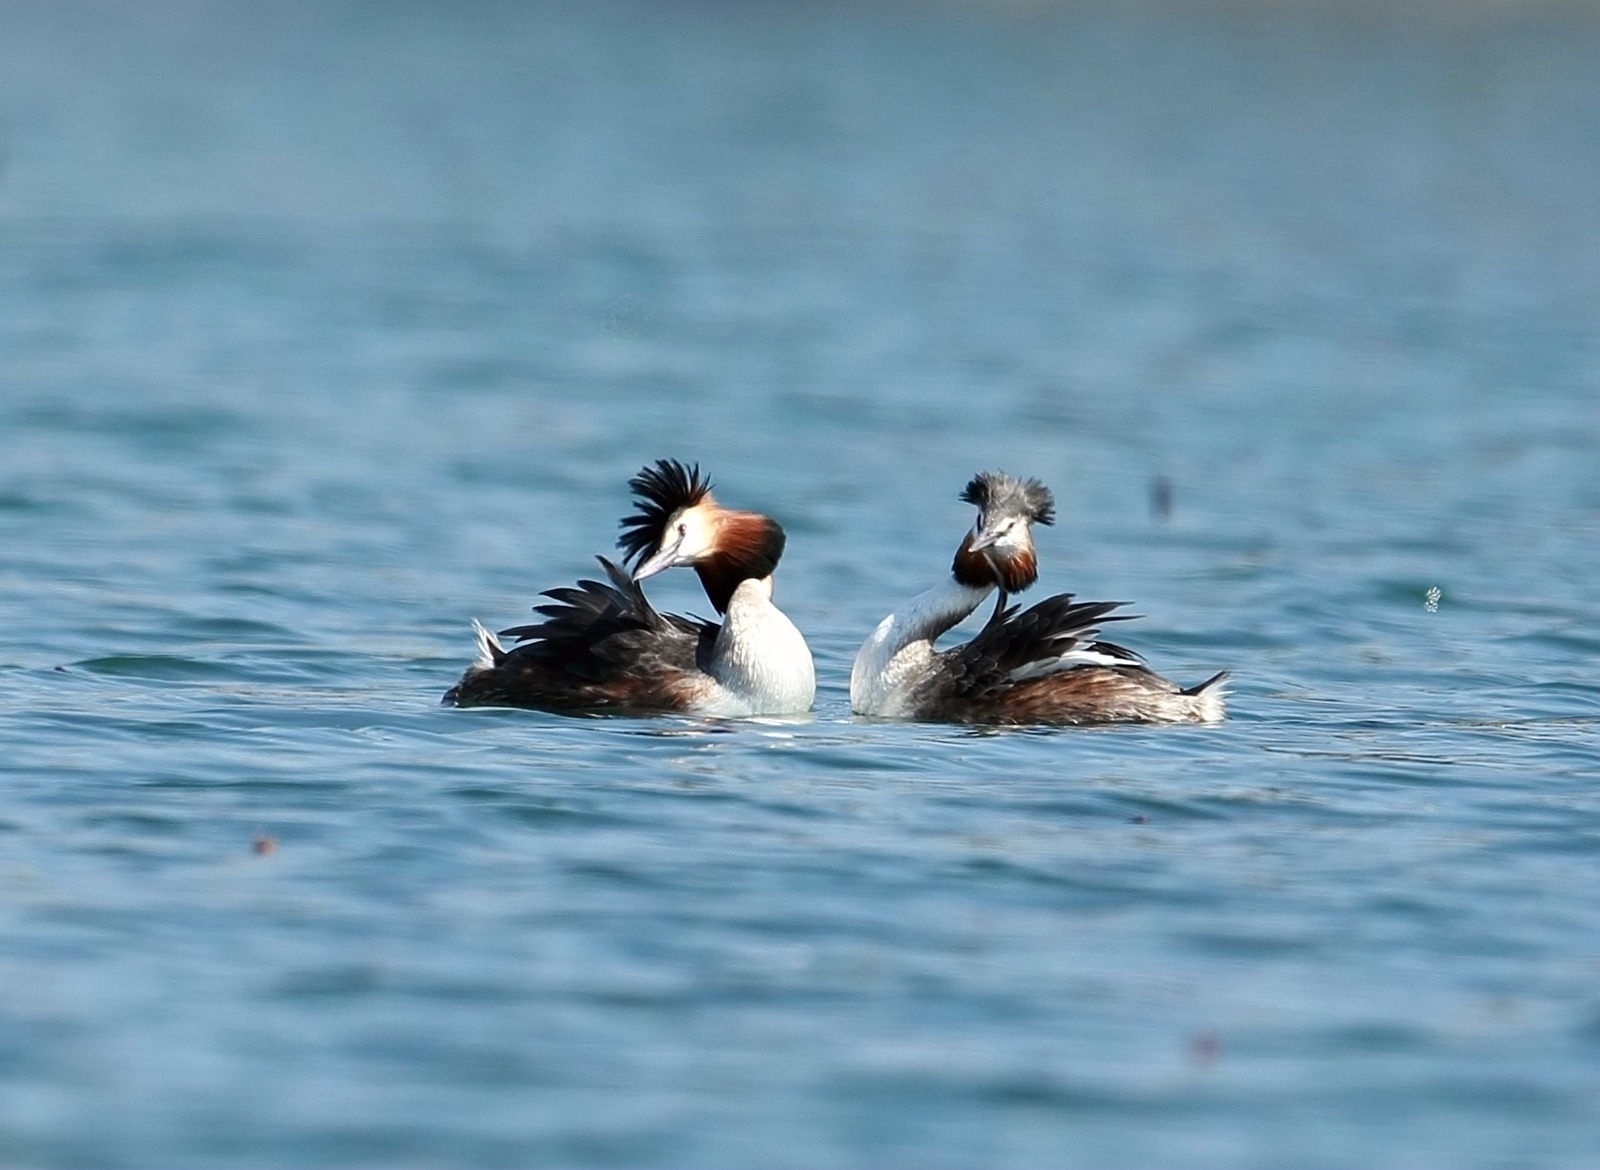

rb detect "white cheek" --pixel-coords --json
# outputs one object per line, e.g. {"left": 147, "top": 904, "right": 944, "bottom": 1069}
{"left": 678, "top": 519, "right": 716, "bottom": 560}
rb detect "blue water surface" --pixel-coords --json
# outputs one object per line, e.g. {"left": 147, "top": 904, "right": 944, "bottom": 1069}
{"left": 1, "top": 2, "right": 1597, "bottom": 1167}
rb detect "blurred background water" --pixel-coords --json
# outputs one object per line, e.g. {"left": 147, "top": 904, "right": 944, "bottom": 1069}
{"left": 1, "top": 1, "right": 1597, "bottom": 1166}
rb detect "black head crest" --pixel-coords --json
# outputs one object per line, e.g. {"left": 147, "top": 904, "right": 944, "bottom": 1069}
{"left": 958, "top": 470, "right": 1056, "bottom": 526}
{"left": 617, "top": 459, "right": 713, "bottom": 567}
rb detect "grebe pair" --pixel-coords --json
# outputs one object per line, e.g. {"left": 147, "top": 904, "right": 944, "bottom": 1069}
{"left": 443, "top": 461, "right": 1227, "bottom": 724}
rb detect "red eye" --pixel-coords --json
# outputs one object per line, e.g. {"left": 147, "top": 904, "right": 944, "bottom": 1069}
{"left": 678, "top": 523, "right": 687, "bottom": 536}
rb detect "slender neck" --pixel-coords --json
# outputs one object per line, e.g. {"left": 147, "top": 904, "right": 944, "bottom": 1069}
{"left": 694, "top": 553, "right": 755, "bottom": 615}
{"left": 851, "top": 571, "right": 994, "bottom": 714}
{"left": 883, "top": 572, "right": 995, "bottom": 653}
{"left": 723, "top": 574, "right": 774, "bottom": 611}
{"left": 707, "top": 575, "right": 816, "bottom": 713}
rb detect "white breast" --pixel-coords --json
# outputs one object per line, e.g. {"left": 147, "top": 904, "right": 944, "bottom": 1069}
{"left": 850, "top": 576, "right": 993, "bottom": 717}
{"left": 851, "top": 617, "right": 934, "bottom": 717}
{"left": 700, "top": 577, "right": 815, "bottom": 716}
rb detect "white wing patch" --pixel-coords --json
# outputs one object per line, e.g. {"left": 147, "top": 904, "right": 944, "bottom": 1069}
{"left": 1004, "top": 644, "right": 1138, "bottom": 683}
{"left": 469, "top": 618, "right": 504, "bottom": 671}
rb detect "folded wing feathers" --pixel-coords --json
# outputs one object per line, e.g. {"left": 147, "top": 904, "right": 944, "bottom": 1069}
{"left": 942, "top": 593, "right": 1140, "bottom": 699}
{"left": 451, "top": 550, "right": 728, "bottom": 711}
{"left": 491, "top": 556, "right": 715, "bottom": 682}
{"left": 501, "top": 558, "right": 662, "bottom": 644}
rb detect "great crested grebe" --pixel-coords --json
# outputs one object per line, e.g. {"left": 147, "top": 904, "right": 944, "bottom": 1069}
{"left": 850, "top": 471, "right": 1227, "bottom": 725}
{"left": 443, "top": 460, "right": 815, "bottom": 716}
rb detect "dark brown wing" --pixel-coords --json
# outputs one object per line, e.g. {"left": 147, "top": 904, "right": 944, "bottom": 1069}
{"left": 447, "top": 557, "right": 717, "bottom": 712}
{"left": 916, "top": 591, "right": 1227, "bottom": 725}
{"left": 935, "top": 593, "right": 1136, "bottom": 697}
{"left": 954, "top": 665, "right": 1189, "bottom": 725}
{"left": 913, "top": 591, "right": 1160, "bottom": 723}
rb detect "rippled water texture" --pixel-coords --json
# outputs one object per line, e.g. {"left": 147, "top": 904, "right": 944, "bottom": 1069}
{"left": 1, "top": 1, "right": 1596, "bottom": 1166}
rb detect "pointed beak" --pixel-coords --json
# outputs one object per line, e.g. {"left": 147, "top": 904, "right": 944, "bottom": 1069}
{"left": 967, "top": 523, "right": 1002, "bottom": 553}
{"left": 632, "top": 533, "right": 684, "bottom": 581}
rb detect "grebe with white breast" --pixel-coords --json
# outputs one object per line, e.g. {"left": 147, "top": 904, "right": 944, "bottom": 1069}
{"left": 850, "top": 471, "right": 1227, "bottom": 725}
{"left": 444, "top": 460, "right": 815, "bottom": 716}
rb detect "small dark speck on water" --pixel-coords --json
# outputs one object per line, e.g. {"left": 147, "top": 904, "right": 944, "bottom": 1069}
{"left": 1151, "top": 475, "right": 1174, "bottom": 522}
{"left": 251, "top": 833, "right": 277, "bottom": 856}
{"left": 1129, "top": 814, "right": 1151, "bottom": 824}
{"left": 1189, "top": 1030, "right": 1222, "bottom": 1065}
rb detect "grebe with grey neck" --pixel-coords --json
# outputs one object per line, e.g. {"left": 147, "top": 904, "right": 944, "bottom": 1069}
{"left": 851, "top": 470, "right": 1227, "bottom": 725}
